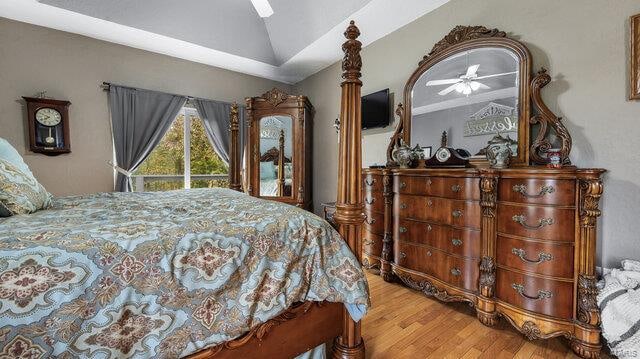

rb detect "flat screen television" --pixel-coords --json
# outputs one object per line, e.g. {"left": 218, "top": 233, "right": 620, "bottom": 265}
{"left": 361, "top": 89, "right": 390, "bottom": 129}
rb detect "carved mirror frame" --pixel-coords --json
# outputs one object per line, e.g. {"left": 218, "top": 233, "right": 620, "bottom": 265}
{"left": 386, "top": 25, "right": 572, "bottom": 167}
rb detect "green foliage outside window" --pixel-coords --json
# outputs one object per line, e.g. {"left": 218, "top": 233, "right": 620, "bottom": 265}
{"left": 134, "top": 114, "right": 229, "bottom": 191}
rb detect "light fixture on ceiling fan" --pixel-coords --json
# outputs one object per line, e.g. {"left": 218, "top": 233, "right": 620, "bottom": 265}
{"left": 426, "top": 64, "right": 516, "bottom": 96}
{"left": 251, "top": 0, "right": 274, "bottom": 18}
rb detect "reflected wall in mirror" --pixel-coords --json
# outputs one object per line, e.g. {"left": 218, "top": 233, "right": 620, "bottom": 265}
{"left": 259, "top": 115, "right": 293, "bottom": 197}
{"left": 411, "top": 47, "right": 520, "bottom": 158}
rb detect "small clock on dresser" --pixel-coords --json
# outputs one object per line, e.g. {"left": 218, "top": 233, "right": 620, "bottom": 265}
{"left": 23, "top": 96, "right": 71, "bottom": 155}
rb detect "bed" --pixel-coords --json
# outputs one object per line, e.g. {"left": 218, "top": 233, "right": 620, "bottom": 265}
{"left": 0, "top": 21, "right": 367, "bottom": 358}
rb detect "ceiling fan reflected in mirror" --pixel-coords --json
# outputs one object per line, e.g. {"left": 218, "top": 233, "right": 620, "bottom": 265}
{"left": 426, "top": 64, "right": 516, "bottom": 96}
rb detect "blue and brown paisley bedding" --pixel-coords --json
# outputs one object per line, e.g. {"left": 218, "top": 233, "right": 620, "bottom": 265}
{"left": 0, "top": 188, "right": 369, "bottom": 358}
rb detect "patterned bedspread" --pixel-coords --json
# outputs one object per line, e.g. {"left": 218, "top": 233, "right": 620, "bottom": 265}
{"left": 0, "top": 188, "right": 369, "bottom": 358}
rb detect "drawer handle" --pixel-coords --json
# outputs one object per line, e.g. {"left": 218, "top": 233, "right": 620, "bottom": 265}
{"left": 451, "top": 238, "right": 462, "bottom": 246}
{"left": 451, "top": 184, "right": 462, "bottom": 193}
{"left": 399, "top": 181, "right": 407, "bottom": 189}
{"left": 427, "top": 224, "right": 432, "bottom": 231}
{"left": 365, "top": 197, "right": 375, "bottom": 205}
{"left": 511, "top": 283, "right": 553, "bottom": 301}
{"left": 512, "top": 215, "right": 553, "bottom": 230}
{"left": 452, "top": 210, "right": 463, "bottom": 218}
{"left": 426, "top": 199, "right": 433, "bottom": 207}
{"left": 427, "top": 251, "right": 432, "bottom": 257}
{"left": 450, "top": 268, "right": 461, "bottom": 276}
{"left": 363, "top": 239, "right": 375, "bottom": 246}
{"left": 427, "top": 178, "right": 432, "bottom": 186}
{"left": 399, "top": 252, "right": 406, "bottom": 262}
{"left": 512, "top": 184, "right": 555, "bottom": 198}
{"left": 365, "top": 177, "right": 376, "bottom": 187}
{"left": 365, "top": 216, "right": 376, "bottom": 225}
{"left": 399, "top": 226, "right": 407, "bottom": 233}
{"left": 511, "top": 248, "right": 554, "bottom": 264}
{"left": 400, "top": 203, "right": 407, "bottom": 209}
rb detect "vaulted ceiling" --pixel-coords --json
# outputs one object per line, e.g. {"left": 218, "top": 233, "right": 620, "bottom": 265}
{"left": 0, "top": 0, "right": 450, "bottom": 83}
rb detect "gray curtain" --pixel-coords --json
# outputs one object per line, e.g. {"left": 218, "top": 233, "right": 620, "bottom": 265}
{"left": 109, "top": 86, "right": 187, "bottom": 192}
{"left": 193, "top": 99, "right": 246, "bottom": 166}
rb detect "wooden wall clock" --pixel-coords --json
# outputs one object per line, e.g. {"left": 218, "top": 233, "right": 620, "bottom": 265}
{"left": 23, "top": 96, "right": 71, "bottom": 155}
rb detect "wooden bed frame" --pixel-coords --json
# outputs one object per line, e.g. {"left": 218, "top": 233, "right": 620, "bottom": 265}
{"left": 192, "top": 21, "right": 365, "bottom": 359}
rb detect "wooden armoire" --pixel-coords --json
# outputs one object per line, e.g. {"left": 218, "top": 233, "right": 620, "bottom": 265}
{"left": 244, "top": 88, "right": 314, "bottom": 210}
{"left": 362, "top": 26, "right": 605, "bottom": 358}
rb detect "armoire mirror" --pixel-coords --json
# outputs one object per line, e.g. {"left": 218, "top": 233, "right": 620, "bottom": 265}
{"left": 258, "top": 115, "right": 293, "bottom": 197}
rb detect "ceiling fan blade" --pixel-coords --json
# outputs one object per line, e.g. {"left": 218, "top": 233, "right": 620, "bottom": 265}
{"left": 475, "top": 71, "right": 517, "bottom": 80}
{"left": 425, "top": 78, "right": 461, "bottom": 86}
{"left": 472, "top": 81, "right": 491, "bottom": 90}
{"left": 438, "top": 83, "right": 459, "bottom": 96}
{"left": 465, "top": 64, "right": 480, "bottom": 77}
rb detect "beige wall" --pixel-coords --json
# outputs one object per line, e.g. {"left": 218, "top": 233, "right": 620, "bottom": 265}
{"left": 0, "top": 18, "right": 290, "bottom": 196}
{"left": 295, "top": 0, "right": 640, "bottom": 267}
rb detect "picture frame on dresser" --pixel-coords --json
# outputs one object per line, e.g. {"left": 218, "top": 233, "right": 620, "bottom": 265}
{"left": 377, "top": 25, "right": 606, "bottom": 358}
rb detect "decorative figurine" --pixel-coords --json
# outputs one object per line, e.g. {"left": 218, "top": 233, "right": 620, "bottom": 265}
{"left": 392, "top": 139, "right": 416, "bottom": 168}
{"left": 411, "top": 144, "right": 426, "bottom": 160}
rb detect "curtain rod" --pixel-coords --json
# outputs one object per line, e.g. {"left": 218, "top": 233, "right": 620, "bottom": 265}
{"left": 100, "top": 82, "right": 239, "bottom": 105}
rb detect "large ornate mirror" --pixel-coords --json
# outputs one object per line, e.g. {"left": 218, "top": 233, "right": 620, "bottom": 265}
{"left": 258, "top": 115, "right": 293, "bottom": 197}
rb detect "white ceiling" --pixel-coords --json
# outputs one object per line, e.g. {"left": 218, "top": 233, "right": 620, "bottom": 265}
{"left": 0, "top": 0, "right": 450, "bottom": 84}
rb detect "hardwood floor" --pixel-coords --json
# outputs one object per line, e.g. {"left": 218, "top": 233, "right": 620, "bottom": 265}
{"left": 361, "top": 272, "right": 610, "bottom": 359}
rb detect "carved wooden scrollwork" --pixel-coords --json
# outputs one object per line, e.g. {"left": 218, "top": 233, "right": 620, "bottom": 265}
{"left": 479, "top": 256, "right": 496, "bottom": 298}
{"left": 362, "top": 256, "right": 381, "bottom": 271}
{"left": 579, "top": 178, "right": 604, "bottom": 227}
{"left": 341, "top": 21, "right": 362, "bottom": 83}
{"left": 577, "top": 274, "right": 600, "bottom": 327}
{"left": 260, "top": 88, "right": 290, "bottom": 107}
{"left": 386, "top": 103, "right": 405, "bottom": 166}
{"left": 480, "top": 176, "right": 497, "bottom": 218}
{"left": 530, "top": 68, "right": 573, "bottom": 165}
{"left": 420, "top": 25, "right": 507, "bottom": 66}
{"left": 395, "top": 271, "right": 474, "bottom": 306}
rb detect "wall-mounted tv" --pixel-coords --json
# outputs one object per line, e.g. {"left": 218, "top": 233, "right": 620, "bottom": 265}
{"left": 362, "top": 88, "right": 390, "bottom": 129}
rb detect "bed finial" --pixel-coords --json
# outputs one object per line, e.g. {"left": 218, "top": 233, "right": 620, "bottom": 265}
{"left": 228, "top": 102, "right": 242, "bottom": 191}
{"left": 333, "top": 20, "right": 365, "bottom": 359}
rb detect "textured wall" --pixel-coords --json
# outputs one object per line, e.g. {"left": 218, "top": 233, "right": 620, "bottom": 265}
{"left": 294, "top": 0, "right": 640, "bottom": 267}
{"left": 0, "top": 18, "right": 290, "bottom": 196}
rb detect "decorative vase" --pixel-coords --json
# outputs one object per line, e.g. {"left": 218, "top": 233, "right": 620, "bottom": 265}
{"left": 411, "top": 144, "right": 426, "bottom": 160}
{"left": 392, "top": 139, "right": 415, "bottom": 168}
{"left": 485, "top": 133, "right": 513, "bottom": 169}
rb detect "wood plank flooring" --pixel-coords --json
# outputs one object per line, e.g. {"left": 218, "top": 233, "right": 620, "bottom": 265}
{"left": 361, "top": 272, "right": 610, "bottom": 359}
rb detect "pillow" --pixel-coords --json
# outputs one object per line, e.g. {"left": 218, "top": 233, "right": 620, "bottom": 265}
{"left": 0, "top": 137, "right": 35, "bottom": 178}
{"left": 260, "top": 161, "right": 276, "bottom": 180}
{"left": 284, "top": 163, "right": 293, "bottom": 179}
{"left": 0, "top": 158, "right": 52, "bottom": 215}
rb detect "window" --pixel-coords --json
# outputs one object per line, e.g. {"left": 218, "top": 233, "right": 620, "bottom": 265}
{"left": 133, "top": 107, "right": 228, "bottom": 191}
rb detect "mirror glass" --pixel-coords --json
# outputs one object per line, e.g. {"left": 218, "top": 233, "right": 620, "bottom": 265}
{"left": 411, "top": 47, "right": 520, "bottom": 157}
{"left": 259, "top": 115, "right": 293, "bottom": 197}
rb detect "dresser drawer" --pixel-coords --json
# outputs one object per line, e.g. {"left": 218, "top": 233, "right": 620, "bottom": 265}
{"left": 449, "top": 201, "right": 481, "bottom": 229}
{"left": 363, "top": 172, "right": 383, "bottom": 192}
{"left": 364, "top": 210, "right": 384, "bottom": 236}
{"left": 431, "top": 250, "right": 479, "bottom": 292}
{"left": 394, "top": 241, "right": 432, "bottom": 274}
{"left": 497, "top": 203, "right": 575, "bottom": 242}
{"left": 363, "top": 189, "right": 384, "bottom": 213}
{"left": 396, "top": 218, "right": 446, "bottom": 246}
{"left": 496, "top": 236, "right": 574, "bottom": 279}
{"left": 499, "top": 178, "right": 575, "bottom": 206}
{"left": 432, "top": 177, "right": 480, "bottom": 200}
{"left": 496, "top": 268, "right": 573, "bottom": 319}
{"left": 396, "top": 194, "right": 480, "bottom": 229}
{"left": 394, "top": 175, "right": 436, "bottom": 196}
{"left": 363, "top": 231, "right": 383, "bottom": 257}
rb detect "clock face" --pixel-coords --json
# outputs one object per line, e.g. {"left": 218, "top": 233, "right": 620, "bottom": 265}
{"left": 435, "top": 147, "right": 451, "bottom": 162}
{"left": 35, "top": 108, "right": 62, "bottom": 127}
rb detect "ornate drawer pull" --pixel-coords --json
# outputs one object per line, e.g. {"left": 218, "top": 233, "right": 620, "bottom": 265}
{"left": 511, "top": 283, "right": 553, "bottom": 301}
{"left": 399, "top": 252, "right": 406, "bottom": 261}
{"left": 427, "top": 178, "right": 433, "bottom": 186}
{"left": 512, "top": 184, "right": 555, "bottom": 198}
{"left": 363, "top": 239, "right": 375, "bottom": 246}
{"left": 426, "top": 200, "right": 433, "bottom": 207}
{"left": 399, "top": 226, "right": 407, "bottom": 233}
{"left": 427, "top": 224, "right": 432, "bottom": 231}
{"left": 451, "top": 238, "right": 462, "bottom": 246}
{"left": 365, "top": 217, "right": 376, "bottom": 225}
{"left": 451, "top": 184, "right": 462, "bottom": 193}
{"left": 365, "top": 177, "right": 376, "bottom": 187}
{"left": 511, "top": 248, "right": 554, "bottom": 264}
{"left": 427, "top": 251, "right": 432, "bottom": 257}
{"left": 450, "top": 268, "right": 461, "bottom": 276}
{"left": 452, "top": 210, "right": 463, "bottom": 218}
{"left": 399, "top": 181, "right": 407, "bottom": 189}
{"left": 400, "top": 203, "right": 407, "bottom": 209}
{"left": 365, "top": 197, "right": 375, "bottom": 205}
{"left": 512, "top": 215, "right": 553, "bottom": 230}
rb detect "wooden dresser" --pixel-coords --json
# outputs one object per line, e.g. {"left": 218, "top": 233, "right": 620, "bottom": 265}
{"left": 362, "top": 168, "right": 385, "bottom": 272}
{"left": 381, "top": 167, "right": 604, "bottom": 357}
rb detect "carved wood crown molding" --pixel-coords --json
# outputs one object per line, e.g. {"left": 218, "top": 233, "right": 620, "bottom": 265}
{"left": 341, "top": 20, "right": 362, "bottom": 83}
{"left": 259, "top": 88, "right": 291, "bottom": 107}
{"left": 419, "top": 25, "right": 507, "bottom": 66}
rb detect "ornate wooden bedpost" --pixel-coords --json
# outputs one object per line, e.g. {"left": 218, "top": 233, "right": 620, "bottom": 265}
{"left": 277, "top": 129, "right": 286, "bottom": 196}
{"left": 332, "top": 20, "right": 365, "bottom": 359}
{"left": 228, "top": 102, "right": 242, "bottom": 191}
